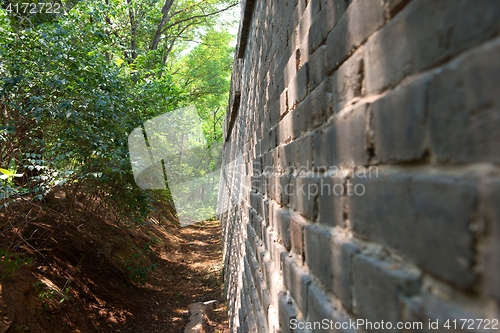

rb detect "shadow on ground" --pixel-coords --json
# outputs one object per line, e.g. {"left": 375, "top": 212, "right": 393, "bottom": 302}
{"left": 0, "top": 196, "right": 228, "bottom": 333}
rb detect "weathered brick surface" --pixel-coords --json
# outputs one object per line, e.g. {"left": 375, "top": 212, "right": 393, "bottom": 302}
{"left": 353, "top": 254, "right": 421, "bottom": 332}
{"left": 325, "top": 0, "right": 384, "bottom": 73}
{"left": 428, "top": 39, "right": 500, "bottom": 164}
{"left": 304, "top": 224, "right": 358, "bottom": 311}
{"left": 307, "top": 284, "right": 356, "bottom": 333}
{"left": 289, "top": 214, "right": 307, "bottom": 261}
{"left": 304, "top": 224, "right": 334, "bottom": 288}
{"left": 309, "top": 46, "right": 327, "bottom": 92}
{"left": 313, "top": 124, "right": 338, "bottom": 169}
{"left": 291, "top": 175, "right": 318, "bottom": 220}
{"left": 310, "top": 78, "right": 334, "bottom": 128}
{"left": 220, "top": 0, "right": 500, "bottom": 332}
{"left": 371, "top": 76, "right": 429, "bottom": 163}
{"left": 336, "top": 103, "right": 370, "bottom": 167}
{"left": 481, "top": 179, "right": 500, "bottom": 300}
{"left": 365, "top": 0, "right": 500, "bottom": 93}
{"left": 274, "top": 207, "right": 291, "bottom": 251}
{"left": 317, "top": 176, "right": 344, "bottom": 227}
{"left": 403, "top": 294, "right": 489, "bottom": 333}
{"left": 349, "top": 172, "right": 477, "bottom": 289}
{"left": 331, "top": 47, "right": 364, "bottom": 113}
{"left": 282, "top": 254, "right": 312, "bottom": 317}
{"left": 278, "top": 293, "right": 296, "bottom": 333}
{"left": 308, "top": 1, "right": 347, "bottom": 55}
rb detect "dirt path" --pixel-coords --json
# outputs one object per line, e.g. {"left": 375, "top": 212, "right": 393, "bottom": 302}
{"left": 0, "top": 200, "right": 228, "bottom": 333}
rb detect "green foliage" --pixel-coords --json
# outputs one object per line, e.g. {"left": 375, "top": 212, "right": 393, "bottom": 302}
{"left": 0, "top": 0, "right": 237, "bottom": 220}
{"left": 33, "top": 279, "right": 71, "bottom": 311}
{"left": 175, "top": 28, "right": 234, "bottom": 147}
{"left": 123, "top": 251, "right": 157, "bottom": 284}
{"left": 0, "top": 248, "right": 32, "bottom": 278}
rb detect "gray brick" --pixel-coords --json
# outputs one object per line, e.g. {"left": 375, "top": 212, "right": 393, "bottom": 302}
{"left": 282, "top": 255, "right": 312, "bottom": 316}
{"left": 271, "top": 151, "right": 282, "bottom": 174}
{"left": 365, "top": 0, "right": 500, "bottom": 93}
{"left": 278, "top": 111, "right": 294, "bottom": 144}
{"left": 309, "top": 46, "right": 327, "bottom": 91}
{"left": 280, "top": 173, "right": 292, "bottom": 206}
{"left": 290, "top": 214, "right": 307, "bottom": 261}
{"left": 353, "top": 254, "right": 421, "bottom": 333}
{"left": 246, "top": 241, "right": 264, "bottom": 294}
{"left": 253, "top": 157, "right": 262, "bottom": 176}
{"left": 283, "top": 141, "right": 298, "bottom": 170}
{"left": 296, "top": 0, "right": 307, "bottom": 19}
{"left": 308, "top": 0, "right": 347, "bottom": 54}
{"left": 269, "top": 101, "right": 281, "bottom": 128}
{"left": 304, "top": 224, "right": 358, "bottom": 309}
{"left": 307, "top": 284, "right": 356, "bottom": 333}
{"left": 298, "top": 37, "right": 310, "bottom": 68}
{"left": 250, "top": 192, "right": 263, "bottom": 215}
{"left": 247, "top": 224, "right": 260, "bottom": 267}
{"left": 331, "top": 48, "right": 365, "bottom": 113}
{"left": 276, "top": 146, "right": 285, "bottom": 171}
{"left": 260, "top": 288, "right": 272, "bottom": 321}
{"left": 272, "top": 240, "right": 288, "bottom": 274}
{"left": 251, "top": 210, "right": 263, "bottom": 239}
{"left": 333, "top": 240, "right": 358, "bottom": 311}
{"left": 428, "top": 39, "right": 500, "bottom": 164}
{"left": 308, "top": 0, "right": 323, "bottom": 17}
{"left": 481, "top": 179, "right": 500, "bottom": 300}
{"left": 297, "top": 0, "right": 313, "bottom": 43}
{"left": 220, "top": 0, "right": 500, "bottom": 330}
{"left": 317, "top": 176, "right": 345, "bottom": 227}
{"left": 372, "top": 75, "right": 429, "bottom": 163}
{"left": 325, "top": 0, "right": 384, "bottom": 73}
{"left": 291, "top": 175, "right": 318, "bottom": 220}
{"left": 308, "top": 9, "right": 330, "bottom": 55}
{"left": 310, "top": 78, "right": 334, "bottom": 129}
{"left": 404, "top": 294, "right": 485, "bottom": 333}
{"left": 349, "top": 172, "right": 477, "bottom": 290}
{"left": 261, "top": 197, "right": 269, "bottom": 225}
{"left": 313, "top": 125, "right": 339, "bottom": 170}
{"left": 262, "top": 226, "right": 273, "bottom": 258}
{"left": 288, "top": 62, "right": 309, "bottom": 107}
{"left": 263, "top": 150, "right": 273, "bottom": 171}
{"left": 280, "top": 89, "right": 288, "bottom": 117}
{"left": 261, "top": 131, "right": 271, "bottom": 154}
{"left": 292, "top": 96, "right": 312, "bottom": 139}
{"left": 297, "top": 134, "right": 313, "bottom": 170}
{"left": 384, "top": 0, "right": 411, "bottom": 18}
{"left": 278, "top": 293, "right": 296, "bottom": 333}
{"left": 274, "top": 207, "right": 292, "bottom": 250}
{"left": 304, "top": 224, "right": 333, "bottom": 286}
{"left": 336, "top": 103, "right": 369, "bottom": 167}
{"left": 267, "top": 175, "right": 280, "bottom": 202}
{"left": 284, "top": 54, "right": 297, "bottom": 88}
{"left": 261, "top": 256, "right": 273, "bottom": 294}
{"left": 255, "top": 139, "right": 262, "bottom": 158}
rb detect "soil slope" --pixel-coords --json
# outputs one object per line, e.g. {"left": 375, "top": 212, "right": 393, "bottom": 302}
{"left": 0, "top": 197, "right": 228, "bottom": 333}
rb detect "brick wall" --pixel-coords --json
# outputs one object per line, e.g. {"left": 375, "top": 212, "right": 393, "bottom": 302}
{"left": 219, "top": 1, "right": 500, "bottom": 332}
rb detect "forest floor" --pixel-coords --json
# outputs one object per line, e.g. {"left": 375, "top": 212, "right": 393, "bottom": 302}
{"left": 0, "top": 194, "right": 228, "bottom": 333}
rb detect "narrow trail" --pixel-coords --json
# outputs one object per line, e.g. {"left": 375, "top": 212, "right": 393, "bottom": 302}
{"left": 0, "top": 199, "right": 228, "bottom": 333}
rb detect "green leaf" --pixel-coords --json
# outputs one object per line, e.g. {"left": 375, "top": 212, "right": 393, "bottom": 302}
{"left": 0, "top": 168, "right": 23, "bottom": 178}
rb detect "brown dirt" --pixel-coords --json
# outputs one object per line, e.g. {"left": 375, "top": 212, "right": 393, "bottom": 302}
{"left": 0, "top": 196, "right": 228, "bottom": 333}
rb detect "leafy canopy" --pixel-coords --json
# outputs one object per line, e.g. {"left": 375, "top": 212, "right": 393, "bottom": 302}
{"left": 0, "top": 0, "right": 237, "bottom": 219}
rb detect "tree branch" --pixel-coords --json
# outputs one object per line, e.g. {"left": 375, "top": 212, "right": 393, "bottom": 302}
{"left": 162, "top": 3, "right": 238, "bottom": 34}
{"left": 150, "top": 0, "right": 175, "bottom": 51}
{"left": 126, "top": 0, "right": 138, "bottom": 61}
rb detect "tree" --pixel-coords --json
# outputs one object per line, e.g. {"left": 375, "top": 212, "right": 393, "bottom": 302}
{"left": 0, "top": 0, "right": 237, "bottom": 219}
